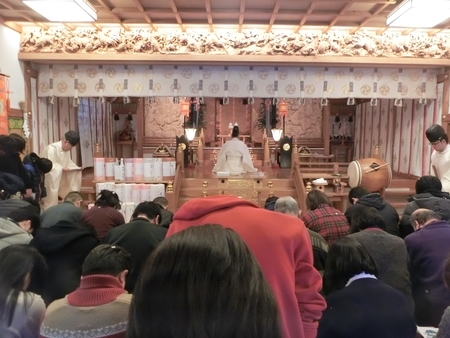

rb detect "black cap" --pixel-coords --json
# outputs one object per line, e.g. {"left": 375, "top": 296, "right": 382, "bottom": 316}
{"left": 426, "top": 124, "right": 446, "bottom": 143}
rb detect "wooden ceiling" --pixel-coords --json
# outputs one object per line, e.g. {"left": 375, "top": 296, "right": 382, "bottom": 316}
{"left": 1, "top": 0, "right": 450, "bottom": 34}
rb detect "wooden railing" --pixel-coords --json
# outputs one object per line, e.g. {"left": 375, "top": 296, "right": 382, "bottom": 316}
{"left": 166, "top": 146, "right": 184, "bottom": 213}
{"left": 292, "top": 163, "right": 308, "bottom": 214}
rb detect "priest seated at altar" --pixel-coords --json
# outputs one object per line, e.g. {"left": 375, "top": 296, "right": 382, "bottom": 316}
{"left": 212, "top": 126, "right": 257, "bottom": 175}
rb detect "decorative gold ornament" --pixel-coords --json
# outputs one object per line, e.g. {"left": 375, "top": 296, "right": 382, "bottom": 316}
{"left": 167, "top": 181, "right": 174, "bottom": 193}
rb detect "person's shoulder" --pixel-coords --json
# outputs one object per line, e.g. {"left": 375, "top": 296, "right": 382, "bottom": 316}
{"left": 115, "top": 293, "right": 133, "bottom": 304}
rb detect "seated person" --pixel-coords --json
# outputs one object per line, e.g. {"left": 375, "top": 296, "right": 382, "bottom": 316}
{"left": 318, "top": 237, "right": 416, "bottom": 338}
{"left": 437, "top": 257, "right": 450, "bottom": 337}
{"left": 274, "top": 196, "right": 328, "bottom": 275}
{"left": 23, "top": 152, "right": 53, "bottom": 203}
{"left": 127, "top": 224, "right": 281, "bottom": 338}
{"left": 345, "top": 186, "right": 399, "bottom": 237}
{"left": 153, "top": 196, "right": 173, "bottom": 229}
{"left": 399, "top": 175, "right": 450, "bottom": 238}
{"left": 81, "top": 190, "right": 125, "bottom": 241}
{"left": 0, "top": 245, "right": 47, "bottom": 338}
{"left": 302, "top": 190, "right": 350, "bottom": 246}
{"left": 40, "top": 244, "right": 133, "bottom": 338}
{"left": 212, "top": 126, "right": 257, "bottom": 175}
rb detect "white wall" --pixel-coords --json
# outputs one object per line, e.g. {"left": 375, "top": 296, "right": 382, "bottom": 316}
{"left": 0, "top": 24, "right": 24, "bottom": 109}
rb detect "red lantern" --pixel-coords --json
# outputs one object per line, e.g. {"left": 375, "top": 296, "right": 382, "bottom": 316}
{"left": 278, "top": 100, "right": 289, "bottom": 117}
{"left": 180, "top": 100, "right": 190, "bottom": 116}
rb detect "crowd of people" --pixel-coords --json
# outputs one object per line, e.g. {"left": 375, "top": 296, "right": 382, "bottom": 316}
{"left": 2, "top": 127, "right": 450, "bottom": 337}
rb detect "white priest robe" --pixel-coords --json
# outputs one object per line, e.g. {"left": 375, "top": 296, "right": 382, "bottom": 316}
{"left": 212, "top": 138, "right": 257, "bottom": 175}
{"left": 40, "top": 141, "right": 81, "bottom": 210}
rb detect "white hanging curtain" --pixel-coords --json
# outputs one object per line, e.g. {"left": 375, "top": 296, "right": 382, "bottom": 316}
{"left": 77, "top": 98, "right": 115, "bottom": 168}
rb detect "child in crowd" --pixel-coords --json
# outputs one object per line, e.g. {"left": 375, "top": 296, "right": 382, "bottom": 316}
{"left": 23, "top": 152, "right": 53, "bottom": 202}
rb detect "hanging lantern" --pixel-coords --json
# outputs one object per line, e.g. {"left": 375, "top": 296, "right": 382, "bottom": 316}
{"left": 180, "top": 100, "right": 190, "bottom": 116}
{"left": 278, "top": 100, "right": 289, "bottom": 117}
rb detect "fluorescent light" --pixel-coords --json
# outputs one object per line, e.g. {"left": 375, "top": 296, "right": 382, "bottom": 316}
{"left": 386, "top": 0, "right": 450, "bottom": 27}
{"left": 23, "top": 0, "right": 97, "bottom": 22}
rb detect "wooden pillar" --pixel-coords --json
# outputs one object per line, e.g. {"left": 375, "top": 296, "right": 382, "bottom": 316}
{"left": 440, "top": 69, "right": 450, "bottom": 136}
{"left": 323, "top": 104, "right": 331, "bottom": 155}
{"left": 23, "top": 62, "right": 38, "bottom": 151}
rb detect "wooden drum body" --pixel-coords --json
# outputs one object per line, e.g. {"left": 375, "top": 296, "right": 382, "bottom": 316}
{"left": 347, "top": 158, "right": 392, "bottom": 192}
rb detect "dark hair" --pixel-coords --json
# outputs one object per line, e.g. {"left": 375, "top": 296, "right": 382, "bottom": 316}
{"left": 35, "top": 158, "right": 53, "bottom": 174}
{"left": 132, "top": 201, "right": 161, "bottom": 224}
{"left": 348, "top": 187, "right": 370, "bottom": 204}
{"left": 350, "top": 206, "right": 386, "bottom": 233}
{"left": 8, "top": 204, "right": 40, "bottom": 235}
{"left": 0, "top": 245, "right": 47, "bottom": 326}
{"left": 82, "top": 244, "right": 133, "bottom": 277}
{"left": 153, "top": 196, "right": 169, "bottom": 208}
{"left": 128, "top": 224, "right": 281, "bottom": 338}
{"left": 22, "top": 197, "right": 41, "bottom": 214}
{"left": 95, "top": 190, "right": 121, "bottom": 210}
{"left": 64, "top": 130, "right": 80, "bottom": 146}
{"left": 9, "top": 133, "right": 26, "bottom": 153}
{"left": 231, "top": 125, "right": 239, "bottom": 138}
{"left": 264, "top": 196, "right": 279, "bottom": 211}
{"left": 306, "top": 190, "right": 331, "bottom": 210}
{"left": 323, "top": 237, "right": 378, "bottom": 295}
{"left": 415, "top": 175, "right": 442, "bottom": 194}
{"left": 0, "top": 135, "right": 16, "bottom": 155}
{"left": 64, "top": 191, "right": 84, "bottom": 203}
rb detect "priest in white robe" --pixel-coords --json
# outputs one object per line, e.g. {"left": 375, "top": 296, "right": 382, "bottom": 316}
{"left": 212, "top": 126, "right": 257, "bottom": 175}
{"left": 40, "top": 131, "right": 82, "bottom": 210}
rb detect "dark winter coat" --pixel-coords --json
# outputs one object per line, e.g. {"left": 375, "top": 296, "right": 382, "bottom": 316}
{"left": 345, "top": 193, "right": 400, "bottom": 236}
{"left": 399, "top": 190, "right": 450, "bottom": 238}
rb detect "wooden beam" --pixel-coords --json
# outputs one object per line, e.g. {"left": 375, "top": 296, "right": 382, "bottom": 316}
{"left": 295, "top": 2, "right": 315, "bottom": 33}
{"left": 205, "top": 0, "right": 214, "bottom": 32}
{"left": 323, "top": 1, "right": 353, "bottom": 33}
{"left": 96, "top": 0, "right": 123, "bottom": 23}
{"left": 64, "top": 23, "right": 76, "bottom": 30}
{"left": 0, "top": 15, "right": 22, "bottom": 32}
{"left": 266, "top": 0, "right": 281, "bottom": 33}
{"left": 169, "top": 0, "right": 186, "bottom": 32}
{"left": 349, "top": 2, "right": 390, "bottom": 34}
{"left": 238, "top": 0, "right": 246, "bottom": 33}
{"left": 132, "top": 0, "right": 157, "bottom": 31}
{"left": 18, "top": 52, "right": 450, "bottom": 68}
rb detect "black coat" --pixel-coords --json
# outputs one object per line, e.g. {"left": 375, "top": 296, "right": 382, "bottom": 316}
{"left": 399, "top": 191, "right": 450, "bottom": 238}
{"left": 30, "top": 220, "right": 99, "bottom": 305}
{"left": 318, "top": 278, "right": 416, "bottom": 338}
{"left": 103, "top": 217, "right": 167, "bottom": 293}
{"left": 345, "top": 193, "right": 400, "bottom": 236}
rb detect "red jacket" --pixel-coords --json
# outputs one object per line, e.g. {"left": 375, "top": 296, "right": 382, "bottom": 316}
{"left": 167, "top": 195, "right": 326, "bottom": 338}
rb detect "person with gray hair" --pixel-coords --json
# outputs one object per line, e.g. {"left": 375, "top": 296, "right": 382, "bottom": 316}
{"left": 409, "top": 208, "right": 441, "bottom": 231}
{"left": 405, "top": 208, "right": 450, "bottom": 326}
{"left": 274, "top": 196, "right": 300, "bottom": 216}
{"left": 274, "top": 196, "right": 328, "bottom": 274}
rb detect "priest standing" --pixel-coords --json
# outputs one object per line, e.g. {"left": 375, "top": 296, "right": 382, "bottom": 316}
{"left": 41, "top": 130, "right": 82, "bottom": 210}
{"left": 212, "top": 126, "right": 257, "bottom": 175}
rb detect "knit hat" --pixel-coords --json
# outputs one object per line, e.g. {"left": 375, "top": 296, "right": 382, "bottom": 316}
{"left": 426, "top": 124, "right": 446, "bottom": 143}
{"left": 29, "top": 152, "right": 53, "bottom": 173}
